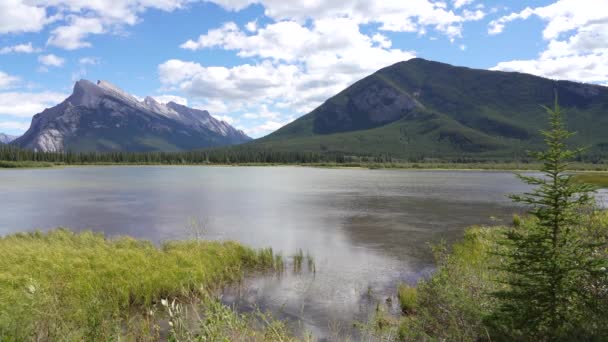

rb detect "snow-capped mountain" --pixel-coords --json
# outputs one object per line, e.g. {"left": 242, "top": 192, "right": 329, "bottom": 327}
{"left": 13, "top": 80, "right": 250, "bottom": 152}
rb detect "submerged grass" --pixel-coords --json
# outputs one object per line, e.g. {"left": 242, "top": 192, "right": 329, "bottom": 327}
{"left": 0, "top": 228, "right": 285, "bottom": 340}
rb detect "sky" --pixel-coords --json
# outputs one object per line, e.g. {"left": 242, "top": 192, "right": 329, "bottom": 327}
{"left": 0, "top": 0, "right": 607, "bottom": 138}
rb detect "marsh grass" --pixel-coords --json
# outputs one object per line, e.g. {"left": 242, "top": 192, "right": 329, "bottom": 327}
{"left": 573, "top": 172, "right": 608, "bottom": 188}
{"left": 0, "top": 228, "right": 286, "bottom": 340}
{"left": 397, "top": 284, "right": 417, "bottom": 315}
{"left": 293, "top": 249, "right": 304, "bottom": 272}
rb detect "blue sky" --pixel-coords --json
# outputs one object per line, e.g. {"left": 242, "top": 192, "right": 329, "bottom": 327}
{"left": 1, "top": 0, "right": 606, "bottom": 137}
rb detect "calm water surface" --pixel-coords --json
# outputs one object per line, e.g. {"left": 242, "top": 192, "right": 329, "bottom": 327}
{"left": 2, "top": 166, "right": 603, "bottom": 338}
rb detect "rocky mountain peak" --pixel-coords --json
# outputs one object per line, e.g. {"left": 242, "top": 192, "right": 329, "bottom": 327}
{"left": 13, "top": 79, "right": 252, "bottom": 152}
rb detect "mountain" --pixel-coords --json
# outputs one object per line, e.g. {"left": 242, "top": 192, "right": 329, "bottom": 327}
{"left": 250, "top": 58, "right": 608, "bottom": 160}
{"left": 0, "top": 133, "right": 17, "bottom": 144}
{"left": 13, "top": 80, "right": 250, "bottom": 152}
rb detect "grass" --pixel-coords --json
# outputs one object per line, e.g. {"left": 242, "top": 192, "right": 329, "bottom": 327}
{"left": 0, "top": 229, "right": 286, "bottom": 340}
{"left": 573, "top": 172, "right": 608, "bottom": 188}
{"left": 0, "top": 160, "right": 61, "bottom": 168}
{"left": 397, "top": 284, "right": 418, "bottom": 315}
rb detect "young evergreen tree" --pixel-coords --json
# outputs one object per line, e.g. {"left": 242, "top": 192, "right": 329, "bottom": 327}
{"left": 489, "top": 97, "right": 604, "bottom": 340}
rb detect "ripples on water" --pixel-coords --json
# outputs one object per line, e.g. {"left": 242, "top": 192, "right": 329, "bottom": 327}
{"left": 2, "top": 166, "right": 605, "bottom": 338}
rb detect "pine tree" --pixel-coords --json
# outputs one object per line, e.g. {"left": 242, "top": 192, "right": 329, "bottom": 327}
{"left": 489, "top": 97, "right": 603, "bottom": 340}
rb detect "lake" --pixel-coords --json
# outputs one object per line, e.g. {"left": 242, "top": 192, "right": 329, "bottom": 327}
{"left": 2, "top": 166, "right": 603, "bottom": 338}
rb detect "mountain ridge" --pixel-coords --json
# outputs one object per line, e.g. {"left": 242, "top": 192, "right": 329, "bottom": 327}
{"left": 0, "top": 133, "right": 17, "bottom": 144}
{"left": 249, "top": 58, "right": 608, "bottom": 160}
{"left": 13, "top": 80, "right": 250, "bottom": 152}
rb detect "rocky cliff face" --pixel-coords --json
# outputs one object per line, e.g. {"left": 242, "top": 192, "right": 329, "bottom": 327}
{"left": 13, "top": 80, "right": 250, "bottom": 152}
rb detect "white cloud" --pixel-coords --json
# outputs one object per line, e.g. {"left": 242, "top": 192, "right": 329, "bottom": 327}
{"left": 152, "top": 95, "right": 188, "bottom": 106}
{"left": 0, "top": 72, "right": 19, "bottom": 89}
{"left": 492, "top": 54, "right": 608, "bottom": 84}
{"left": 488, "top": 7, "right": 535, "bottom": 35}
{"left": 245, "top": 20, "right": 257, "bottom": 32}
{"left": 0, "top": 121, "right": 30, "bottom": 132}
{"left": 1, "top": 0, "right": 483, "bottom": 52}
{"left": 0, "top": 0, "right": 49, "bottom": 34}
{"left": 38, "top": 54, "right": 65, "bottom": 67}
{"left": 0, "top": 42, "right": 41, "bottom": 54}
{"left": 214, "top": 114, "right": 238, "bottom": 125}
{"left": 491, "top": 0, "right": 608, "bottom": 84}
{"left": 47, "top": 16, "right": 105, "bottom": 50}
{"left": 0, "top": 91, "right": 67, "bottom": 118}
{"left": 210, "top": 0, "right": 482, "bottom": 39}
{"left": 166, "top": 19, "right": 415, "bottom": 115}
{"left": 453, "top": 0, "right": 474, "bottom": 9}
{"left": 244, "top": 117, "right": 295, "bottom": 137}
{"left": 79, "top": 57, "right": 100, "bottom": 65}
{"left": 242, "top": 104, "right": 280, "bottom": 120}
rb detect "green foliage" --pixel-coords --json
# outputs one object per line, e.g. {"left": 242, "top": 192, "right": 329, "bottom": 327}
{"left": 488, "top": 99, "right": 608, "bottom": 340}
{"left": 0, "top": 229, "right": 284, "bottom": 340}
{"left": 397, "top": 284, "right": 418, "bottom": 315}
{"left": 398, "top": 228, "right": 505, "bottom": 341}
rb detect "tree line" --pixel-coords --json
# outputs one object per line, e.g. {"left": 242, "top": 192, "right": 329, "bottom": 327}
{"left": 0, "top": 144, "right": 400, "bottom": 165}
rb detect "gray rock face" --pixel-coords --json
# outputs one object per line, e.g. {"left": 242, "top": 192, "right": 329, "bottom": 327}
{"left": 312, "top": 76, "right": 422, "bottom": 134}
{"left": 0, "top": 133, "right": 18, "bottom": 144}
{"left": 13, "top": 80, "right": 251, "bottom": 152}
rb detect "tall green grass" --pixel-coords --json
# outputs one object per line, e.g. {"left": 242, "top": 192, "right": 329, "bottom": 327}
{"left": 0, "top": 229, "right": 283, "bottom": 340}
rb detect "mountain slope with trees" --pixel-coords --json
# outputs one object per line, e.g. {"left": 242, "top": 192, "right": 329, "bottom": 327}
{"left": 250, "top": 58, "right": 608, "bottom": 160}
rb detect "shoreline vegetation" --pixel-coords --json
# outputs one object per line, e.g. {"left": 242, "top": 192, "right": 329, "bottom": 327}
{"left": 2, "top": 144, "right": 608, "bottom": 172}
{"left": 2, "top": 159, "right": 608, "bottom": 171}
{"left": 2, "top": 160, "right": 608, "bottom": 189}
{"left": 0, "top": 229, "right": 299, "bottom": 341}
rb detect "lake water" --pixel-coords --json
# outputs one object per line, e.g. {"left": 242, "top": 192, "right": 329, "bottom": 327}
{"left": 2, "top": 166, "right": 603, "bottom": 338}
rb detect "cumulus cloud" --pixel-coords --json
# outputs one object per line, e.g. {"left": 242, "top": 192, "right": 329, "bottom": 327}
{"left": 38, "top": 54, "right": 65, "bottom": 68}
{"left": 0, "top": 42, "right": 41, "bottom": 54}
{"left": 491, "top": 0, "right": 608, "bottom": 84}
{"left": 47, "top": 16, "right": 105, "bottom": 50}
{"left": 1, "top": 0, "right": 483, "bottom": 52}
{"left": 152, "top": 95, "right": 188, "bottom": 106}
{"left": 0, "top": 0, "right": 193, "bottom": 49}
{"left": 210, "top": 0, "right": 483, "bottom": 39}
{"left": 0, "top": 91, "right": 67, "bottom": 118}
{"left": 169, "top": 18, "right": 415, "bottom": 114}
{"left": 0, "top": 0, "right": 49, "bottom": 34}
{"left": 488, "top": 7, "right": 535, "bottom": 35}
{"left": 0, "top": 71, "right": 20, "bottom": 89}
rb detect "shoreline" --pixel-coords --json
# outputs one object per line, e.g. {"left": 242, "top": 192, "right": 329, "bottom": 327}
{"left": 3, "top": 160, "right": 608, "bottom": 172}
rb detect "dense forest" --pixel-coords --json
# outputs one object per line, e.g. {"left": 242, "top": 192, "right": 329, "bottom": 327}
{"left": 3, "top": 143, "right": 608, "bottom": 167}
{"left": 0, "top": 144, "right": 371, "bottom": 165}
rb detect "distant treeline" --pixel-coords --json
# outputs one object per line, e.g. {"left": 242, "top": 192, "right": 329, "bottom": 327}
{"left": 0, "top": 144, "right": 382, "bottom": 164}
{"left": 1, "top": 144, "right": 606, "bottom": 166}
